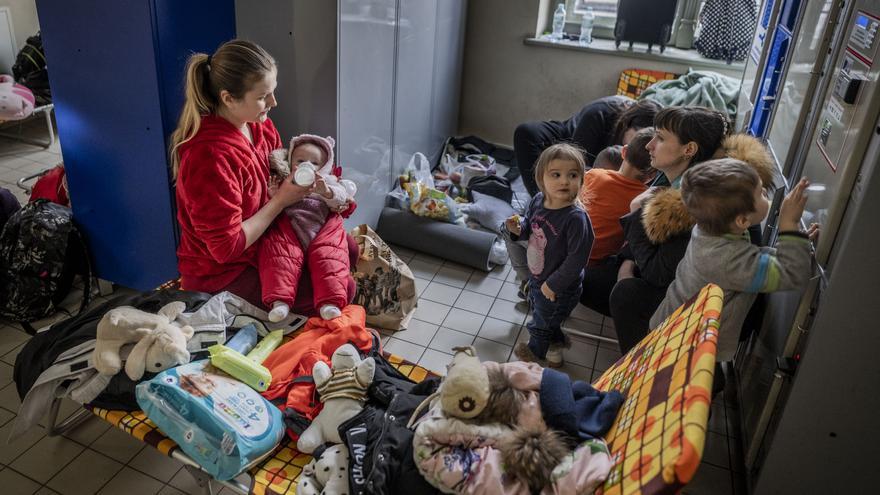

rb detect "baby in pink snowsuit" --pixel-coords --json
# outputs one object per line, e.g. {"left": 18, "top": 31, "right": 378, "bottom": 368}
{"left": 262, "top": 134, "right": 357, "bottom": 322}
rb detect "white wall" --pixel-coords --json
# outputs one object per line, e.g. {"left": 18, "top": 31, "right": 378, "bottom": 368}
{"left": 457, "top": 0, "right": 743, "bottom": 146}
{"left": 0, "top": 0, "right": 37, "bottom": 52}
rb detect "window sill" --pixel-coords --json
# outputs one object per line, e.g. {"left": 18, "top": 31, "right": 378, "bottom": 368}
{"left": 524, "top": 37, "right": 745, "bottom": 72}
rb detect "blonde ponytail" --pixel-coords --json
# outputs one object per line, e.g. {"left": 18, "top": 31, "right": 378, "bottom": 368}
{"left": 170, "top": 53, "right": 214, "bottom": 178}
{"left": 169, "top": 40, "right": 277, "bottom": 179}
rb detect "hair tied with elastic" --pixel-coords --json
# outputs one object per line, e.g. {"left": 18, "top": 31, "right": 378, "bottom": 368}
{"left": 718, "top": 111, "right": 729, "bottom": 135}
{"left": 205, "top": 54, "right": 212, "bottom": 71}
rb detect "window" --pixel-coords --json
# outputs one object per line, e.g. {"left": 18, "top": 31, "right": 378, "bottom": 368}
{"left": 571, "top": 0, "right": 618, "bottom": 34}
{"left": 546, "top": 0, "right": 710, "bottom": 50}
{"left": 571, "top": 0, "right": 617, "bottom": 16}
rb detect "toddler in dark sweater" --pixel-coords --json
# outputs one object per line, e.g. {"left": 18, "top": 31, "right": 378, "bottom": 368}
{"left": 506, "top": 144, "right": 594, "bottom": 367}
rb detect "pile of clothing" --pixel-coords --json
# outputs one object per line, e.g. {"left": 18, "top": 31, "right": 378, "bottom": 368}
{"left": 10, "top": 290, "right": 297, "bottom": 439}
{"left": 640, "top": 70, "right": 742, "bottom": 122}
{"left": 12, "top": 297, "right": 625, "bottom": 493}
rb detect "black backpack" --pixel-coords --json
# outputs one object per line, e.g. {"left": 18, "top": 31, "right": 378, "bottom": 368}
{"left": 0, "top": 199, "right": 92, "bottom": 332}
{"left": 11, "top": 32, "right": 51, "bottom": 105}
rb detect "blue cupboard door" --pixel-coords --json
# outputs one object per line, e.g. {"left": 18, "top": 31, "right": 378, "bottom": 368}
{"left": 36, "top": 0, "right": 234, "bottom": 290}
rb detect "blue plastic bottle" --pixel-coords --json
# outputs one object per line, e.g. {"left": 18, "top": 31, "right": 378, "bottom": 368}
{"left": 224, "top": 323, "right": 258, "bottom": 354}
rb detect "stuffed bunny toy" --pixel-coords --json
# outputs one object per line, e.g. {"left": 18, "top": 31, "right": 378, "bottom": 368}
{"left": 0, "top": 75, "right": 35, "bottom": 121}
{"left": 94, "top": 301, "right": 195, "bottom": 380}
{"left": 296, "top": 344, "right": 375, "bottom": 454}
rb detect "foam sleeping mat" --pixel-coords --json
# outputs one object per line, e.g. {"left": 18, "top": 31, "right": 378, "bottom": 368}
{"left": 376, "top": 206, "right": 498, "bottom": 271}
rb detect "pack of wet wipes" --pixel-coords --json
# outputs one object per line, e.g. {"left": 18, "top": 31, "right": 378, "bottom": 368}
{"left": 136, "top": 359, "right": 284, "bottom": 480}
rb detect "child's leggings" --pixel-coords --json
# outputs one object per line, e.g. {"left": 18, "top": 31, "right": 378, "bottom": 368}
{"left": 526, "top": 279, "right": 582, "bottom": 358}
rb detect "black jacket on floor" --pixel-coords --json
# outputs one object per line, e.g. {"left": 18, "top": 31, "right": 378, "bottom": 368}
{"left": 13, "top": 289, "right": 212, "bottom": 410}
{"left": 338, "top": 349, "right": 441, "bottom": 495}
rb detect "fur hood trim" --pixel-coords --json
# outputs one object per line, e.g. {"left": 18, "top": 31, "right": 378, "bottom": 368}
{"left": 722, "top": 134, "right": 775, "bottom": 187}
{"left": 642, "top": 188, "right": 695, "bottom": 243}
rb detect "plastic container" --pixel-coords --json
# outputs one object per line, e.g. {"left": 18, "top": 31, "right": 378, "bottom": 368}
{"left": 208, "top": 330, "right": 283, "bottom": 392}
{"left": 552, "top": 3, "right": 566, "bottom": 41}
{"left": 247, "top": 330, "right": 283, "bottom": 364}
{"left": 293, "top": 162, "right": 316, "bottom": 186}
{"left": 224, "top": 324, "right": 258, "bottom": 355}
{"left": 579, "top": 7, "right": 595, "bottom": 45}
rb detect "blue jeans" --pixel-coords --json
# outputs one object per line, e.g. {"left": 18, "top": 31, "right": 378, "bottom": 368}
{"left": 527, "top": 280, "right": 582, "bottom": 358}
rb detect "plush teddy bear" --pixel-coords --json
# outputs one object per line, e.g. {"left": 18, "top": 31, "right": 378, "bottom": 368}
{"left": 296, "top": 344, "right": 375, "bottom": 454}
{"left": 296, "top": 444, "right": 350, "bottom": 495}
{"left": 94, "top": 301, "right": 195, "bottom": 380}
{"left": 0, "top": 75, "right": 35, "bottom": 121}
{"left": 439, "top": 345, "right": 490, "bottom": 419}
{"left": 435, "top": 346, "right": 571, "bottom": 493}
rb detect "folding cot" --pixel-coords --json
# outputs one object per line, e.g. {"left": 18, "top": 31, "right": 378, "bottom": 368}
{"left": 44, "top": 284, "right": 722, "bottom": 495}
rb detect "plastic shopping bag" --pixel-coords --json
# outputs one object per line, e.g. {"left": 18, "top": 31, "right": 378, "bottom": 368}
{"left": 388, "top": 152, "right": 461, "bottom": 222}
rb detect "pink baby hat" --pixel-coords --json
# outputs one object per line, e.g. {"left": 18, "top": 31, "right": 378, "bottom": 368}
{"left": 288, "top": 134, "right": 336, "bottom": 175}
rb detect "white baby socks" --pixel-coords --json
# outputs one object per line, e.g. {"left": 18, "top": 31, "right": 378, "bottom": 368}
{"left": 319, "top": 304, "right": 342, "bottom": 320}
{"left": 268, "top": 301, "right": 290, "bottom": 323}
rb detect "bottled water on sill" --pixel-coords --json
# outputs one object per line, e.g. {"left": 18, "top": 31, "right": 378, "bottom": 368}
{"left": 579, "top": 7, "right": 595, "bottom": 45}
{"left": 551, "top": 3, "right": 566, "bottom": 42}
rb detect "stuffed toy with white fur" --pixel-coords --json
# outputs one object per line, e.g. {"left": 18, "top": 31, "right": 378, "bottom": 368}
{"left": 124, "top": 319, "right": 194, "bottom": 380}
{"left": 435, "top": 346, "right": 572, "bottom": 493}
{"left": 296, "top": 344, "right": 375, "bottom": 454}
{"left": 296, "top": 444, "right": 350, "bottom": 495}
{"left": 94, "top": 301, "right": 195, "bottom": 380}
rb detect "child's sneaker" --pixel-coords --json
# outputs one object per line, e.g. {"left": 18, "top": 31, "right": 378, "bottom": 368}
{"left": 546, "top": 343, "right": 565, "bottom": 368}
{"left": 513, "top": 342, "right": 540, "bottom": 363}
{"left": 516, "top": 280, "right": 530, "bottom": 300}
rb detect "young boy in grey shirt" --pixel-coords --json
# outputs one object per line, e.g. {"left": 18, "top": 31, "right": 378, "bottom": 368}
{"left": 650, "top": 158, "right": 814, "bottom": 361}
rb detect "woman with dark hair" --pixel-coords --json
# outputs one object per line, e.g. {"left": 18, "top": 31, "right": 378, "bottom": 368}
{"left": 513, "top": 96, "right": 663, "bottom": 195}
{"left": 609, "top": 106, "right": 774, "bottom": 355}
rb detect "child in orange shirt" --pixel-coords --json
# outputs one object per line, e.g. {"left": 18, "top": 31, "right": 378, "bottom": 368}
{"left": 578, "top": 128, "right": 655, "bottom": 315}
{"left": 580, "top": 128, "right": 655, "bottom": 265}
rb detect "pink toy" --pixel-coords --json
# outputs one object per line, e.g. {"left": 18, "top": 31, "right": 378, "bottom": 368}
{"left": 0, "top": 75, "right": 36, "bottom": 121}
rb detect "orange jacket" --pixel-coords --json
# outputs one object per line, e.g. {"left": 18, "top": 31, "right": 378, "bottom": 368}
{"left": 260, "top": 305, "right": 374, "bottom": 428}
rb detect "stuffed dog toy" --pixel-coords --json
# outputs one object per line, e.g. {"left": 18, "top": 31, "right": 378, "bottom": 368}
{"left": 94, "top": 301, "right": 195, "bottom": 380}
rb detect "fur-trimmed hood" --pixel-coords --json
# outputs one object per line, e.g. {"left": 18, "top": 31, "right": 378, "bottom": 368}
{"left": 642, "top": 134, "right": 775, "bottom": 243}
{"left": 642, "top": 188, "right": 694, "bottom": 243}
{"left": 721, "top": 134, "right": 775, "bottom": 187}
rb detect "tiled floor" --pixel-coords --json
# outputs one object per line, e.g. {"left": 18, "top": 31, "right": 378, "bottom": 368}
{"left": 0, "top": 120, "right": 747, "bottom": 493}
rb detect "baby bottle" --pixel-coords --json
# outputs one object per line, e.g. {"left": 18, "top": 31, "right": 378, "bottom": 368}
{"left": 293, "top": 161, "right": 317, "bottom": 186}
